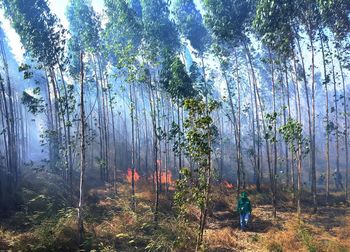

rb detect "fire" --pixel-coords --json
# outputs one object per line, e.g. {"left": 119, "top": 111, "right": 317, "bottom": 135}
{"left": 153, "top": 170, "right": 173, "bottom": 185}
{"left": 153, "top": 159, "right": 173, "bottom": 185}
{"left": 126, "top": 168, "right": 140, "bottom": 183}
{"left": 223, "top": 180, "right": 234, "bottom": 189}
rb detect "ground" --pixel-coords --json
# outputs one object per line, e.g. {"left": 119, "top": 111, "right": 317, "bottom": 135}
{"left": 0, "top": 172, "right": 349, "bottom": 251}
{"left": 205, "top": 188, "right": 350, "bottom": 251}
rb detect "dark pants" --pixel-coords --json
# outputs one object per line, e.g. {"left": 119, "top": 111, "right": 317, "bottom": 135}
{"left": 240, "top": 212, "right": 250, "bottom": 229}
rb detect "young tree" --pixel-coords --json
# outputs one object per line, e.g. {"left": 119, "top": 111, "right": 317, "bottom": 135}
{"left": 175, "top": 98, "right": 219, "bottom": 251}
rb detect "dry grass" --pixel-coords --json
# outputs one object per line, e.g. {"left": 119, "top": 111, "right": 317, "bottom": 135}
{"left": 1, "top": 177, "right": 350, "bottom": 251}
{"left": 205, "top": 227, "right": 243, "bottom": 250}
{"left": 204, "top": 186, "right": 350, "bottom": 252}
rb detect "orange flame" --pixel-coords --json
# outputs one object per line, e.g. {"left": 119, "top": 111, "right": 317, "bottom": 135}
{"left": 126, "top": 168, "right": 140, "bottom": 183}
{"left": 153, "top": 170, "right": 173, "bottom": 185}
{"left": 223, "top": 180, "right": 234, "bottom": 189}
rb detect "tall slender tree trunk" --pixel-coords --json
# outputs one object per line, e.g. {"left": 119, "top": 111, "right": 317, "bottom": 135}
{"left": 330, "top": 45, "right": 340, "bottom": 189}
{"left": 149, "top": 82, "right": 159, "bottom": 222}
{"left": 197, "top": 55, "right": 212, "bottom": 251}
{"left": 58, "top": 64, "right": 74, "bottom": 203}
{"left": 93, "top": 58, "right": 104, "bottom": 181}
{"left": 269, "top": 49, "right": 277, "bottom": 219}
{"left": 222, "top": 70, "right": 240, "bottom": 197}
{"left": 244, "top": 43, "right": 272, "bottom": 210}
{"left": 320, "top": 35, "right": 330, "bottom": 204}
{"left": 310, "top": 37, "right": 317, "bottom": 213}
{"left": 234, "top": 50, "right": 244, "bottom": 190}
{"left": 129, "top": 84, "right": 136, "bottom": 209}
{"left": 107, "top": 80, "right": 117, "bottom": 193}
{"left": 78, "top": 52, "right": 86, "bottom": 243}
{"left": 282, "top": 63, "right": 289, "bottom": 188}
{"left": 141, "top": 87, "right": 149, "bottom": 176}
{"left": 293, "top": 52, "right": 303, "bottom": 217}
{"left": 0, "top": 39, "right": 17, "bottom": 186}
{"left": 285, "top": 61, "right": 295, "bottom": 199}
{"left": 338, "top": 49, "right": 348, "bottom": 201}
{"left": 296, "top": 37, "right": 313, "bottom": 204}
{"left": 248, "top": 71, "right": 258, "bottom": 191}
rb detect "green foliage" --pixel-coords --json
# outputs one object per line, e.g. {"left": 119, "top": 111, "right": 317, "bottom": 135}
{"left": 189, "top": 61, "right": 213, "bottom": 98}
{"left": 160, "top": 52, "right": 197, "bottom": 101}
{"left": 21, "top": 88, "right": 45, "bottom": 115}
{"left": 14, "top": 208, "right": 78, "bottom": 251}
{"left": 297, "top": 225, "right": 317, "bottom": 252}
{"left": 66, "top": 0, "right": 100, "bottom": 51}
{"left": 18, "top": 63, "right": 33, "bottom": 79}
{"left": 141, "top": 0, "right": 180, "bottom": 55}
{"left": 114, "top": 42, "right": 141, "bottom": 83}
{"left": 66, "top": 0, "right": 101, "bottom": 77}
{"left": 265, "top": 112, "right": 278, "bottom": 143}
{"left": 297, "top": 0, "right": 321, "bottom": 39}
{"left": 172, "top": 0, "right": 210, "bottom": 54}
{"left": 105, "top": 0, "right": 143, "bottom": 50}
{"left": 317, "top": 0, "right": 350, "bottom": 39}
{"left": 278, "top": 118, "right": 302, "bottom": 152}
{"left": 3, "top": 0, "right": 65, "bottom": 67}
{"left": 266, "top": 241, "right": 283, "bottom": 252}
{"left": 145, "top": 217, "right": 196, "bottom": 251}
{"left": 174, "top": 167, "right": 195, "bottom": 215}
{"left": 253, "top": 0, "right": 296, "bottom": 58}
{"left": 174, "top": 98, "right": 219, "bottom": 215}
{"left": 203, "top": 0, "right": 254, "bottom": 46}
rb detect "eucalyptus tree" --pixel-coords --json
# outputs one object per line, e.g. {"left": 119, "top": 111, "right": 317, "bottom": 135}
{"left": 2, "top": 0, "right": 65, "bottom": 181}
{"left": 279, "top": 118, "right": 304, "bottom": 217}
{"left": 254, "top": 0, "right": 299, "bottom": 217}
{"left": 297, "top": 0, "right": 322, "bottom": 213}
{"left": 160, "top": 51, "right": 198, "bottom": 179}
{"left": 141, "top": 0, "right": 180, "bottom": 56}
{"left": 77, "top": 52, "right": 86, "bottom": 243}
{"left": 171, "top": 0, "right": 210, "bottom": 58}
{"left": 66, "top": 0, "right": 109, "bottom": 184}
{"left": 318, "top": 0, "right": 350, "bottom": 201}
{"left": 0, "top": 32, "right": 16, "bottom": 185}
{"left": 105, "top": 0, "right": 144, "bottom": 207}
{"left": 0, "top": 27, "right": 19, "bottom": 208}
{"left": 175, "top": 98, "right": 219, "bottom": 251}
{"left": 203, "top": 0, "right": 258, "bottom": 196}
{"left": 141, "top": 0, "right": 181, "bottom": 221}
{"left": 171, "top": 0, "right": 210, "bottom": 175}
{"left": 319, "top": 32, "right": 331, "bottom": 204}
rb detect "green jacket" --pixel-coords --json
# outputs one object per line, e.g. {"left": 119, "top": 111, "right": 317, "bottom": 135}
{"left": 237, "top": 196, "right": 252, "bottom": 214}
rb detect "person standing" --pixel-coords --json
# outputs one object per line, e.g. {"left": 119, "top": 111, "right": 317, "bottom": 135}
{"left": 237, "top": 191, "right": 252, "bottom": 231}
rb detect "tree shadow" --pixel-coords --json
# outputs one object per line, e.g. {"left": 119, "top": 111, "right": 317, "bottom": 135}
{"left": 249, "top": 215, "right": 276, "bottom": 233}
{"left": 306, "top": 206, "right": 348, "bottom": 232}
{"left": 208, "top": 209, "right": 275, "bottom": 233}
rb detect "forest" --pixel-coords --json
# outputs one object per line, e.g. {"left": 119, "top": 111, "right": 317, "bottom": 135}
{"left": 0, "top": 0, "right": 350, "bottom": 251}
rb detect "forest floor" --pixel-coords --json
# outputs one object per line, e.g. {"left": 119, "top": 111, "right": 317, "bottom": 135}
{"left": 205, "top": 194, "right": 350, "bottom": 251}
{"left": 0, "top": 171, "right": 350, "bottom": 251}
